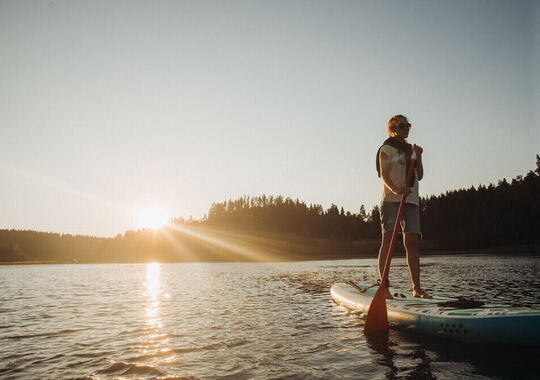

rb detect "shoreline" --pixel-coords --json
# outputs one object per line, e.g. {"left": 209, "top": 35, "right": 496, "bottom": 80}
{"left": 1, "top": 244, "right": 539, "bottom": 265}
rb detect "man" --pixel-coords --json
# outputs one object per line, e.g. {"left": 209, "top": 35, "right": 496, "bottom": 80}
{"left": 376, "top": 115, "right": 431, "bottom": 299}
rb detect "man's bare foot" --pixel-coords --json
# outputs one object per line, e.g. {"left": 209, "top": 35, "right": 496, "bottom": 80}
{"left": 413, "top": 289, "right": 432, "bottom": 299}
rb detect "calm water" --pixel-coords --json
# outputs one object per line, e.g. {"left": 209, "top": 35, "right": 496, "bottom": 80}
{"left": 1, "top": 255, "right": 539, "bottom": 379}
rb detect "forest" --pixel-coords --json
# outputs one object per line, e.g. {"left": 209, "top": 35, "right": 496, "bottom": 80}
{"left": 1, "top": 167, "right": 539, "bottom": 263}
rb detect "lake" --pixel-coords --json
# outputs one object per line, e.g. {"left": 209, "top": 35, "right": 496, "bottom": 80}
{"left": 1, "top": 255, "right": 539, "bottom": 379}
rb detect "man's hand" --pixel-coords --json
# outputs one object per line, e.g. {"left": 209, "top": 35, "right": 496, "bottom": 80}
{"left": 394, "top": 186, "right": 412, "bottom": 195}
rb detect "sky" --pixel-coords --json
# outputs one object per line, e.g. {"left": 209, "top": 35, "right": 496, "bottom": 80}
{"left": 1, "top": 0, "right": 539, "bottom": 237}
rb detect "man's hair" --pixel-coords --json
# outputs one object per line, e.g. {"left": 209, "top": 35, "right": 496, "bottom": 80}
{"left": 387, "top": 114, "right": 409, "bottom": 137}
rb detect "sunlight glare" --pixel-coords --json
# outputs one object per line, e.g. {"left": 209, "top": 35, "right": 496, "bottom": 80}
{"left": 135, "top": 206, "right": 170, "bottom": 229}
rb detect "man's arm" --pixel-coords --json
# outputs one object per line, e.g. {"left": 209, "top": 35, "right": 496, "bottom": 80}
{"left": 414, "top": 146, "right": 424, "bottom": 181}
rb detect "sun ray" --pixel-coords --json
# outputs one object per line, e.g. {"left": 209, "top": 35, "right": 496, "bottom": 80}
{"left": 0, "top": 161, "right": 131, "bottom": 215}
{"left": 169, "top": 224, "right": 289, "bottom": 262}
{"left": 158, "top": 226, "right": 201, "bottom": 263}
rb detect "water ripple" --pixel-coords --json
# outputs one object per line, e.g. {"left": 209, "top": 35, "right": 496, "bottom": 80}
{"left": 95, "top": 360, "right": 167, "bottom": 376}
{"left": 4, "top": 328, "right": 90, "bottom": 340}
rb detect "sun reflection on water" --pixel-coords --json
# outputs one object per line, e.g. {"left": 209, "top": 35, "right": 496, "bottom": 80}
{"left": 140, "top": 262, "right": 174, "bottom": 364}
{"left": 145, "top": 262, "right": 161, "bottom": 298}
{"left": 145, "top": 262, "right": 161, "bottom": 328}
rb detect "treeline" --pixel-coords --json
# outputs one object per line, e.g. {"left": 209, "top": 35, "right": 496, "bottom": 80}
{"left": 0, "top": 227, "right": 345, "bottom": 263}
{"left": 0, "top": 231, "right": 120, "bottom": 263}
{"left": 193, "top": 169, "right": 540, "bottom": 251}
{"left": 0, "top": 168, "right": 538, "bottom": 263}
{"left": 420, "top": 170, "right": 539, "bottom": 250}
{"left": 197, "top": 196, "right": 380, "bottom": 240}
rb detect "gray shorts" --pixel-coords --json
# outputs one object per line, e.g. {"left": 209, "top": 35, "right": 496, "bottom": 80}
{"left": 380, "top": 201, "right": 421, "bottom": 236}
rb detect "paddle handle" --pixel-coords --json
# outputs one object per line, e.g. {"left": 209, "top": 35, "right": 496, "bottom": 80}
{"left": 379, "top": 146, "right": 417, "bottom": 287}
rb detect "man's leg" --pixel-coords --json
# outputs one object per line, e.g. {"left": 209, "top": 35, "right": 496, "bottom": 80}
{"left": 403, "top": 233, "right": 430, "bottom": 298}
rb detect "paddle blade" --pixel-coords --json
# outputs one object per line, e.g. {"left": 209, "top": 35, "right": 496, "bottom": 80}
{"left": 363, "top": 288, "right": 389, "bottom": 334}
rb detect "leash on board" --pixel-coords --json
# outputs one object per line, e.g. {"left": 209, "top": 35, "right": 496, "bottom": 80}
{"left": 346, "top": 281, "right": 485, "bottom": 309}
{"left": 346, "top": 280, "right": 407, "bottom": 298}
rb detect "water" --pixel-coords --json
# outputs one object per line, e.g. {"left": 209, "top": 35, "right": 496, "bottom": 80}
{"left": 1, "top": 255, "right": 539, "bottom": 379}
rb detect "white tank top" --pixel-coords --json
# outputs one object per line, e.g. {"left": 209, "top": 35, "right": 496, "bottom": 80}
{"left": 379, "top": 145, "right": 419, "bottom": 206}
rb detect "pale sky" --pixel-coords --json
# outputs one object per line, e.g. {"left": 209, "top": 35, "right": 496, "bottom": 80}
{"left": 1, "top": 0, "right": 539, "bottom": 237}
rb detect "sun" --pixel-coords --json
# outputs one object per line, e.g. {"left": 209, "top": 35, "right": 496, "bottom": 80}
{"left": 135, "top": 205, "right": 170, "bottom": 229}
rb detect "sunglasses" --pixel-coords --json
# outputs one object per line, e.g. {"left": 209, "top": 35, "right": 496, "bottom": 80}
{"left": 393, "top": 123, "right": 411, "bottom": 130}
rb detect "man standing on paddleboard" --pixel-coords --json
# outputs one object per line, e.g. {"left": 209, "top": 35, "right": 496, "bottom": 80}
{"left": 376, "top": 115, "right": 431, "bottom": 299}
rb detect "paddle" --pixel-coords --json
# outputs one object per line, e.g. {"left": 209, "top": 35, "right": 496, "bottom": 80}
{"left": 364, "top": 145, "right": 418, "bottom": 335}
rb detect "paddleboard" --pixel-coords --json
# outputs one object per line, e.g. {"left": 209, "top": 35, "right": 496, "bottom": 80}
{"left": 331, "top": 282, "right": 540, "bottom": 346}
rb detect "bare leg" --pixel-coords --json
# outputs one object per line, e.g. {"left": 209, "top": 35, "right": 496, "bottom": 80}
{"left": 377, "top": 231, "right": 393, "bottom": 299}
{"left": 404, "top": 233, "right": 430, "bottom": 298}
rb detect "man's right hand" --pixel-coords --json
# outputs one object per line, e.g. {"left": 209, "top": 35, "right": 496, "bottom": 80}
{"left": 394, "top": 186, "right": 412, "bottom": 195}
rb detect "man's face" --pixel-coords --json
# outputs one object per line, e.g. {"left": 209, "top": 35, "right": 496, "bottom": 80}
{"left": 392, "top": 118, "right": 411, "bottom": 139}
